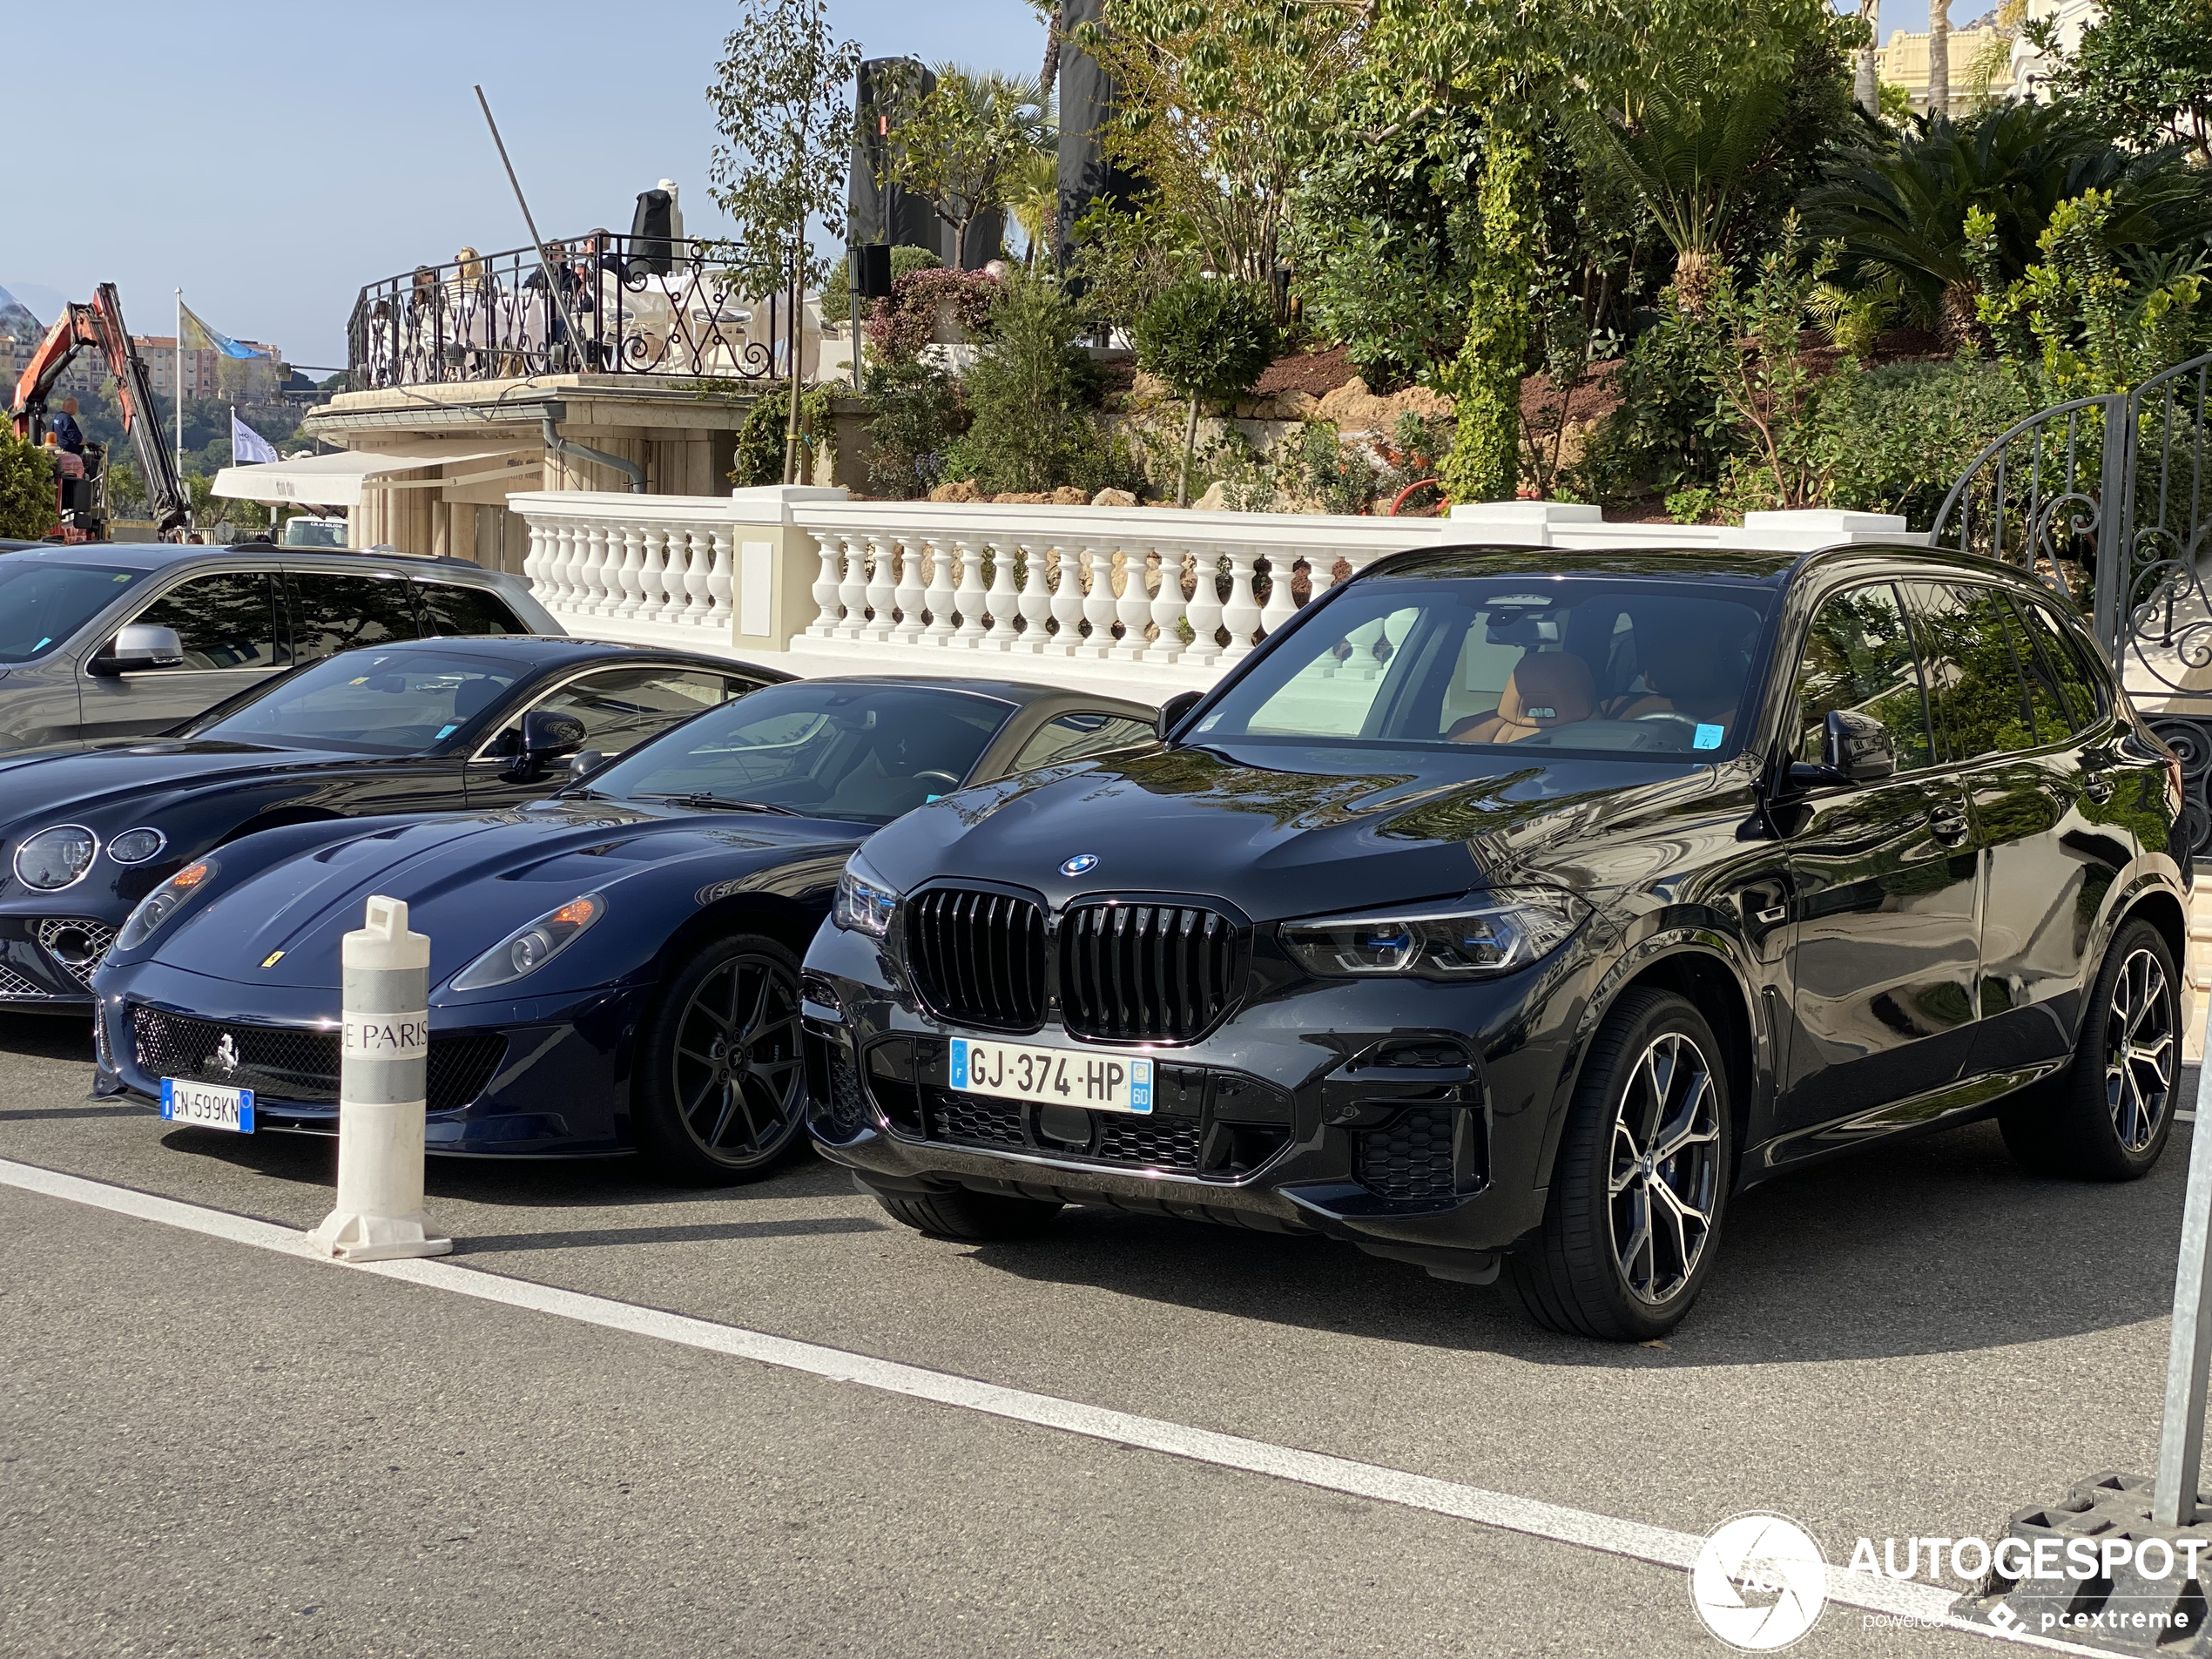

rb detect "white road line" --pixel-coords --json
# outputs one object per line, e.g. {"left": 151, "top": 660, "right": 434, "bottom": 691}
{"left": 0, "top": 1157, "right": 2111, "bottom": 1656}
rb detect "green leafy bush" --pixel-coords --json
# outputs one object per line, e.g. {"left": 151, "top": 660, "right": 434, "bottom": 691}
{"left": 0, "top": 431, "right": 53, "bottom": 539}
{"left": 866, "top": 267, "right": 1000, "bottom": 364}
{"left": 860, "top": 360, "right": 961, "bottom": 496}
{"left": 1132, "top": 276, "right": 1278, "bottom": 503}
{"left": 935, "top": 273, "right": 1107, "bottom": 494}
{"left": 1567, "top": 304, "right": 1730, "bottom": 503}
{"left": 1812, "top": 358, "right": 2041, "bottom": 529}
{"left": 732, "top": 382, "right": 838, "bottom": 488}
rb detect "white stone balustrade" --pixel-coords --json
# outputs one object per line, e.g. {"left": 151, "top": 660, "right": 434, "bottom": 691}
{"left": 509, "top": 489, "right": 1922, "bottom": 697}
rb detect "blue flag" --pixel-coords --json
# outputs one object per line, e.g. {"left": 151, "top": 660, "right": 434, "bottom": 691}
{"left": 231, "top": 415, "right": 278, "bottom": 465}
{"left": 181, "top": 302, "right": 266, "bottom": 361}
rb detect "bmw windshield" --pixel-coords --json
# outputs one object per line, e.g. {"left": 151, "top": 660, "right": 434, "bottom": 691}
{"left": 1188, "top": 575, "right": 1776, "bottom": 761}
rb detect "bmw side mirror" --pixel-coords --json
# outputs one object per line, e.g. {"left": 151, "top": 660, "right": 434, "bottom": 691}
{"left": 1787, "top": 709, "right": 1896, "bottom": 790}
{"left": 1158, "top": 690, "right": 1203, "bottom": 745}
{"left": 88, "top": 624, "right": 185, "bottom": 678}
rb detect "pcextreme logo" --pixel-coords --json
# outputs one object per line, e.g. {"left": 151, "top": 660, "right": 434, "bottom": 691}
{"left": 1689, "top": 1512, "right": 1829, "bottom": 1651}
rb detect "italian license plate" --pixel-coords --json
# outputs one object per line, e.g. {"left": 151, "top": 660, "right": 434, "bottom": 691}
{"left": 949, "top": 1036, "right": 1153, "bottom": 1115}
{"left": 160, "top": 1078, "right": 255, "bottom": 1133}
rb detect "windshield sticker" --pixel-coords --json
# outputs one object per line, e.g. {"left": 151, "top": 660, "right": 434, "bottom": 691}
{"left": 435, "top": 723, "right": 459, "bottom": 738}
{"left": 1694, "top": 724, "right": 1724, "bottom": 750}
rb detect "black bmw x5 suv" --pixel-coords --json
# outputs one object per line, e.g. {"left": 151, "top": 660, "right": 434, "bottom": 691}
{"left": 802, "top": 544, "right": 2188, "bottom": 1339}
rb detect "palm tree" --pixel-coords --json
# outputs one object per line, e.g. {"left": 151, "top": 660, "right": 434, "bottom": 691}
{"left": 1927, "top": 0, "right": 1951, "bottom": 118}
{"left": 1853, "top": 0, "right": 1880, "bottom": 117}
{"left": 1803, "top": 102, "right": 2212, "bottom": 345}
{"left": 1578, "top": 59, "right": 1789, "bottom": 313}
{"left": 1008, "top": 150, "right": 1061, "bottom": 267}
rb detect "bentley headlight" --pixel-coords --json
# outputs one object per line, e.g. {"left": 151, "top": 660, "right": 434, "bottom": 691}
{"left": 15, "top": 826, "right": 98, "bottom": 892}
{"left": 448, "top": 893, "right": 605, "bottom": 991}
{"left": 1279, "top": 888, "right": 1588, "bottom": 981}
{"left": 108, "top": 827, "right": 167, "bottom": 865}
{"left": 833, "top": 853, "right": 900, "bottom": 938}
{"left": 116, "top": 858, "right": 217, "bottom": 950}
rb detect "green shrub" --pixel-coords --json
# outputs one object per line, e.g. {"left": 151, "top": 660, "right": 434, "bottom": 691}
{"left": 1566, "top": 305, "right": 1731, "bottom": 504}
{"left": 867, "top": 267, "right": 999, "bottom": 365}
{"left": 860, "top": 359, "right": 962, "bottom": 496}
{"left": 1132, "top": 276, "right": 1278, "bottom": 504}
{"left": 731, "top": 382, "right": 837, "bottom": 488}
{"left": 1812, "top": 358, "right": 2039, "bottom": 529}
{"left": 935, "top": 273, "right": 1106, "bottom": 494}
{"left": 0, "top": 431, "right": 53, "bottom": 539}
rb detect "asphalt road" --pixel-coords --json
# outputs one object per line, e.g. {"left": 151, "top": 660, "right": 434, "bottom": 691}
{"left": 0, "top": 1004, "right": 2195, "bottom": 1659}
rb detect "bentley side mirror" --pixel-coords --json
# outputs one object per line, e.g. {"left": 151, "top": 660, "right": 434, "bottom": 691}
{"left": 1786, "top": 709, "right": 1896, "bottom": 790}
{"left": 1157, "top": 690, "right": 1204, "bottom": 744}
{"left": 566, "top": 748, "right": 604, "bottom": 783}
{"left": 523, "top": 708, "right": 587, "bottom": 760}
{"left": 88, "top": 624, "right": 185, "bottom": 677}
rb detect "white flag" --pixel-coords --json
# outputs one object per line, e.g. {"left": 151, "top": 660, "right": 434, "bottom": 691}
{"left": 231, "top": 414, "right": 278, "bottom": 465}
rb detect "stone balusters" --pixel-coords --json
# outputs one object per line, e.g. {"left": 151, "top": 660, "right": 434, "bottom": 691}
{"left": 1218, "top": 546, "right": 1263, "bottom": 661}
{"left": 1079, "top": 544, "right": 1116, "bottom": 657}
{"left": 807, "top": 530, "right": 844, "bottom": 636}
{"left": 704, "top": 526, "right": 732, "bottom": 631}
{"left": 861, "top": 532, "right": 899, "bottom": 642}
{"left": 1184, "top": 548, "right": 1224, "bottom": 664}
{"left": 893, "top": 536, "right": 929, "bottom": 644}
{"left": 921, "top": 536, "right": 956, "bottom": 645}
{"left": 980, "top": 538, "right": 1022, "bottom": 650}
{"left": 1048, "top": 544, "right": 1087, "bottom": 655}
{"left": 1144, "top": 543, "right": 1189, "bottom": 664}
{"left": 835, "top": 533, "right": 870, "bottom": 642}
{"left": 1258, "top": 551, "right": 1300, "bottom": 640}
{"left": 1015, "top": 543, "right": 1054, "bottom": 652}
{"left": 950, "top": 538, "right": 988, "bottom": 648}
{"left": 1112, "top": 545, "right": 1152, "bottom": 661}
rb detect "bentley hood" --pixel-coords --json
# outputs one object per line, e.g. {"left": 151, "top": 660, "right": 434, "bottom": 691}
{"left": 0, "top": 738, "right": 354, "bottom": 827}
{"left": 143, "top": 800, "right": 866, "bottom": 991}
{"left": 862, "top": 744, "right": 1737, "bottom": 923}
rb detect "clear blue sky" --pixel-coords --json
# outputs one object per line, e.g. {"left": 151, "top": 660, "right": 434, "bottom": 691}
{"left": 0, "top": 0, "right": 1934, "bottom": 374}
{"left": 0, "top": 0, "right": 1048, "bottom": 371}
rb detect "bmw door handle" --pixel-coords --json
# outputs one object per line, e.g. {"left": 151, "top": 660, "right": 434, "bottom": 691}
{"left": 2084, "top": 776, "right": 2115, "bottom": 805}
{"left": 1928, "top": 805, "right": 1970, "bottom": 846}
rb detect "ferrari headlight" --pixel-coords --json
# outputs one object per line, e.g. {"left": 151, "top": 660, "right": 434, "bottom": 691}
{"left": 449, "top": 893, "right": 606, "bottom": 991}
{"left": 1278, "top": 888, "right": 1588, "bottom": 981}
{"left": 833, "top": 853, "right": 900, "bottom": 938}
{"left": 15, "top": 825, "right": 98, "bottom": 891}
{"left": 116, "top": 858, "right": 217, "bottom": 951}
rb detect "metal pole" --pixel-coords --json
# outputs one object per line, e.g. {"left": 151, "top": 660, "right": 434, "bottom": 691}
{"left": 173, "top": 289, "right": 184, "bottom": 487}
{"left": 473, "top": 85, "right": 587, "bottom": 375}
{"left": 2155, "top": 995, "right": 2212, "bottom": 1525}
{"left": 2094, "top": 389, "right": 2132, "bottom": 669}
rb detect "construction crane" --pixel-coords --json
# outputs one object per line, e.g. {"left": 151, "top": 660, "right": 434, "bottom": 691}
{"left": 8, "top": 283, "right": 190, "bottom": 543}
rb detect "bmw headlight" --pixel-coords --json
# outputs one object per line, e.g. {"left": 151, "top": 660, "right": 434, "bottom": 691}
{"left": 448, "top": 893, "right": 605, "bottom": 992}
{"left": 833, "top": 853, "right": 900, "bottom": 938}
{"left": 1278, "top": 888, "right": 1588, "bottom": 981}
{"left": 15, "top": 826, "right": 98, "bottom": 892}
{"left": 116, "top": 858, "right": 217, "bottom": 950}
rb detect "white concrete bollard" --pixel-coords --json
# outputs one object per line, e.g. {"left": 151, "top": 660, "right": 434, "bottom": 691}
{"left": 306, "top": 896, "right": 451, "bottom": 1262}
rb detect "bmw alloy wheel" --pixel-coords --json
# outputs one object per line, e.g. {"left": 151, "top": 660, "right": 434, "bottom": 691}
{"left": 1608, "top": 1032, "right": 1722, "bottom": 1306}
{"left": 670, "top": 953, "right": 805, "bottom": 1163}
{"left": 2106, "top": 948, "right": 2174, "bottom": 1155}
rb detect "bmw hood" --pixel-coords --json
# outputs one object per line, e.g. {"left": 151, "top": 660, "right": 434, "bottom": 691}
{"left": 148, "top": 801, "right": 865, "bottom": 990}
{"left": 862, "top": 745, "right": 1737, "bottom": 923}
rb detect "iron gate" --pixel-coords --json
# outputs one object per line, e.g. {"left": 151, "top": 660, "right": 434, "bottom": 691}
{"left": 1931, "top": 350, "right": 2212, "bottom": 847}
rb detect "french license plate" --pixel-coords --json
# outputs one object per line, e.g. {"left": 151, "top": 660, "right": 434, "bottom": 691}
{"left": 949, "top": 1036, "right": 1152, "bottom": 1115}
{"left": 160, "top": 1077, "right": 254, "bottom": 1133}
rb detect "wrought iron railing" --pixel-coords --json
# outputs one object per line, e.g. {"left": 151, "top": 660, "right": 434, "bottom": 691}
{"left": 344, "top": 234, "right": 806, "bottom": 390}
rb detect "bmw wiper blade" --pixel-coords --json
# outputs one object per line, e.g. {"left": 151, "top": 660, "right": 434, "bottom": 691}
{"left": 637, "top": 791, "right": 802, "bottom": 816}
{"left": 557, "top": 787, "right": 616, "bottom": 800}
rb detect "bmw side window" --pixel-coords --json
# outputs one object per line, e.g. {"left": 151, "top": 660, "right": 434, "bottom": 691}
{"left": 1011, "top": 712, "right": 1155, "bottom": 771}
{"left": 487, "top": 668, "right": 736, "bottom": 759}
{"left": 287, "top": 573, "right": 421, "bottom": 664}
{"left": 2017, "top": 597, "right": 2105, "bottom": 733}
{"left": 1902, "top": 583, "right": 2039, "bottom": 762}
{"left": 125, "top": 573, "right": 283, "bottom": 671}
{"left": 416, "top": 583, "right": 524, "bottom": 637}
{"left": 1791, "top": 584, "right": 1932, "bottom": 771}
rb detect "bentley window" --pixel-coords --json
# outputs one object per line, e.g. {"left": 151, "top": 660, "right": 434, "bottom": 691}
{"left": 189, "top": 648, "right": 523, "bottom": 752}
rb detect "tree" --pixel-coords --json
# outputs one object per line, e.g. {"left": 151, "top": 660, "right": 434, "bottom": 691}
{"left": 941, "top": 272, "right": 1104, "bottom": 492}
{"left": 1853, "top": 0, "right": 1880, "bottom": 115}
{"left": 1080, "top": 0, "right": 1367, "bottom": 298}
{"left": 1130, "top": 276, "right": 1276, "bottom": 505}
{"left": 1927, "top": 0, "right": 1950, "bottom": 118}
{"left": 2032, "top": 0, "right": 2212, "bottom": 165}
{"left": 882, "top": 65, "right": 1052, "bottom": 269}
{"left": 706, "top": 0, "right": 861, "bottom": 483}
{"left": 0, "top": 431, "right": 52, "bottom": 539}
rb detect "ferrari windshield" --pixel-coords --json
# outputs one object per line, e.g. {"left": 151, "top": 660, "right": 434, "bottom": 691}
{"left": 590, "top": 681, "right": 1013, "bottom": 823}
{"left": 1190, "top": 575, "right": 1775, "bottom": 759}
{"left": 191, "top": 648, "right": 523, "bottom": 754}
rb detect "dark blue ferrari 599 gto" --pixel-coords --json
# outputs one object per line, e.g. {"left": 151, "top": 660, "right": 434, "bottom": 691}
{"left": 91, "top": 677, "right": 1157, "bottom": 1184}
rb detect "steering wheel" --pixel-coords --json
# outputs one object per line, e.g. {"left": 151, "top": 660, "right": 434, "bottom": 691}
{"left": 1628, "top": 711, "right": 1705, "bottom": 752}
{"left": 914, "top": 770, "right": 961, "bottom": 793}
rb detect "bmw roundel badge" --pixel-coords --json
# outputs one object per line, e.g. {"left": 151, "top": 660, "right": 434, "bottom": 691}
{"left": 1060, "top": 853, "right": 1099, "bottom": 877}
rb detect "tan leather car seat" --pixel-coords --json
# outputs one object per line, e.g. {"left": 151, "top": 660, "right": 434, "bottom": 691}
{"left": 1448, "top": 652, "right": 1597, "bottom": 744}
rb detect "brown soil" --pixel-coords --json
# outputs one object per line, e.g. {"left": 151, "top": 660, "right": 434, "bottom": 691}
{"left": 1251, "top": 344, "right": 1362, "bottom": 399}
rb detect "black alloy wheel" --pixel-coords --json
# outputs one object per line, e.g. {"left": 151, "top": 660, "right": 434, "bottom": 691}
{"left": 2000, "top": 918, "right": 2179, "bottom": 1182}
{"left": 634, "top": 934, "right": 808, "bottom": 1185}
{"left": 1508, "top": 988, "right": 1733, "bottom": 1340}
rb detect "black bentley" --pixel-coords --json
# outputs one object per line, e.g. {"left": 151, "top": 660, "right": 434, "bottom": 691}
{"left": 805, "top": 544, "right": 2188, "bottom": 1340}
{"left": 0, "top": 635, "right": 782, "bottom": 1007}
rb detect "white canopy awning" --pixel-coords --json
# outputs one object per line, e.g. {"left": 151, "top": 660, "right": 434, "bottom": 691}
{"left": 212, "top": 442, "right": 536, "bottom": 508}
